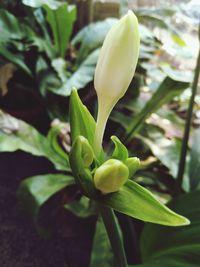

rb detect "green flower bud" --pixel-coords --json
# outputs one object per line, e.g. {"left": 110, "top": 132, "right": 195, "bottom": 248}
{"left": 79, "top": 136, "right": 94, "bottom": 167}
{"left": 124, "top": 157, "right": 140, "bottom": 178}
{"left": 94, "top": 159, "right": 129, "bottom": 194}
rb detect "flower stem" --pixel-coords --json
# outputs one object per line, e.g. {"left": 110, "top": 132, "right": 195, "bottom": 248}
{"left": 100, "top": 205, "right": 127, "bottom": 267}
{"left": 93, "top": 96, "right": 113, "bottom": 156}
{"left": 176, "top": 25, "right": 200, "bottom": 194}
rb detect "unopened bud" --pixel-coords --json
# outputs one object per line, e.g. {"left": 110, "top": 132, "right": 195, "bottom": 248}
{"left": 94, "top": 159, "right": 129, "bottom": 193}
{"left": 94, "top": 10, "right": 140, "bottom": 156}
{"left": 124, "top": 157, "right": 140, "bottom": 178}
{"left": 79, "top": 136, "right": 94, "bottom": 167}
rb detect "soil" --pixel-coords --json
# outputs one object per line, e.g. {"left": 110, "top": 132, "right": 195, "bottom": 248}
{"left": 0, "top": 86, "right": 50, "bottom": 134}
{"left": 0, "top": 151, "right": 95, "bottom": 267}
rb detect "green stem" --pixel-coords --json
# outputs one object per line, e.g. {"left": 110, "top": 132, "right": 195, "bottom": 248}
{"left": 100, "top": 206, "right": 127, "bottom": 267}
{"left": 176, "top": 25, "right": 200, "bottom": 193}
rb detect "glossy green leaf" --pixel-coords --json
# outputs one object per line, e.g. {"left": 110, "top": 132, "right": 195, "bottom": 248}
{"left": 90, "top": 218, "right": 115, "bottom": 267}
{"left": 0, "top": 111, "right": 69, "bottom": 171}
{"left": 99, "top": 179, "right": 189, "bottom": 226}
{"left": 126, "top": 76, "right": 189, "bottom": 141}
{"left": 44, "top": 3, "right": 76, "bottom": 57}
{"left": 69, "top": 89, "right": 96, "bottom": 145}
{"left": 18, "top": 174, "right": 74, "bottom": 219}
{"left": 138, "top": 190, "right": 200, "bottom": 267}
{"left": 50, "top": 49, "right": 99, "bottom": 96}
{"left": 111, "top": 135, "right": 128, "bottom": 161}
{"left": 72, "top": 18, "right": 117, "bottom": 64}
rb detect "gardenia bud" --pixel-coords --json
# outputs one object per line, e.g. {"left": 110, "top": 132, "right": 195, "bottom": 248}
{"left": 94, "top": 10, "right": 140, "bottom": 156}
{"left": 94, "top": 159, "right": 129, "bottom": 194}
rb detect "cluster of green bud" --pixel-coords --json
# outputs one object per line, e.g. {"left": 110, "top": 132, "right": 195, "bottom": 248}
{"left": 94, "top": 157, "right": 140, "bottom": 194}
{"left": 72, "top": 135, "right": 140, "bottom": 195}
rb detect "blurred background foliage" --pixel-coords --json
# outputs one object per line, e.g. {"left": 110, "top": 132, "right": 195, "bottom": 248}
{"left": 0, "top": 0, "right": 200, "bottom": 266}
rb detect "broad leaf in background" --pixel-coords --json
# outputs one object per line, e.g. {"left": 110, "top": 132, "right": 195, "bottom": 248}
{"left": 22, "top": 0, "right": 61, "bottom": 9}
{"left": 125, "top": 76, "right": 189, "bottom": 140}
{"left": 189, "top": 129, "right": 200, "bottom": 191}
{"left": 0, "top": 111, "right": 68, "bottom": 171}
{"left": 139, "top": 126, "right": 190, "bottom": 191}
{"left": 99, "top": 179, "right": 189, "bottom": 226}
{"left": 50, "top": 49, "right": 100, "bottom": 96}
{"left": 0, "top": 9, "right": 34, "bottom": 43}
{"left": 138, "top": 190, "right": 200, "bottom": 267}
{"left": 0, "top": 44, "right": 31, "bottom": 75}
{"left": 137, "top": 7, "right": 187, "bottom": 47}
{"left": 18, "top": 174, "right": 74, "bottom": 220}
{"left": 0, "top": 10, "right": 33, "bottom": 74}
{"left": 72, "top": 18, "right": 118, "bottom": 64}
{"left": 90, "top": 218, "right": 115, "bottom": 267}
{"left": 44, "top": 3, "right": 76, "bottom": 57}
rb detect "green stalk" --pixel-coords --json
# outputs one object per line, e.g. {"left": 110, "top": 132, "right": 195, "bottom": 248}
{"left": 176, "top": 25, "right": 200, "bottom": 193}
{"left": 100, "top": 206, "right": 127, "bottom": 267}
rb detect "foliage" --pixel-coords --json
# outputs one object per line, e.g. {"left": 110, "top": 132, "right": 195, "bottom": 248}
{"left": 137, "top": 190, "right": 200, "bottom": 267}
{"left": 0, "top": 2, "right": 116, "bottom": 107}
{"left": 0, "top": 111, "right": 69, "bottom": 171}
{"left": 0, "top": 2, "right": 199, "bottom": 267}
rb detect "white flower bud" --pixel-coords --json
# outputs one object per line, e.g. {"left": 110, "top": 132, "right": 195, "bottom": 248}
{"left": 93, "top": 10, "right": 140, "bottom": 155}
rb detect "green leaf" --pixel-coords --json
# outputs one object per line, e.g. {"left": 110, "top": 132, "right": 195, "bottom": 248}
{"left": 50, "top": 49, "right": 99, "bottom": 96}
{"left": 72, "top": 18, "right": 117, "bottom": 64}
{"left": 160, "top": 64, "right": 193, "bottom": 83}
{"left": 47, "top": 121, "right": 69, "bottom": 160}
{"left": 90, "top": 218, "right": 115, "bottom": 267}
{"left": 138, "top": 9, "right": 187, "bottom": 47}
{"left": 139, "top": 127, "right": 190, "bottom": 191}
{"left": 111, "top": 135, "right": 128, "bottom": 160}
{"left": 98, "top": 179, "right": 189, "bottom": 226}
{"left": 64, "top": 196, "right": 97, "bottom": 218}
{"left": 0, "top": 10, "right": 33, "bottom": 75}
{"left": 126, "top": 76, "right": 189, "bottom": 140}
{"left": 0, "top": 111, "right": 69, "bottom": 171}
{"left": 44, "top": 3, "right": 76, "bottom": 57}
{"left": 0, "top": 9, "right": 34, "bottom": 43}
{"left": 0, "top": 44, "right": 31, "bottom": 75}
{"left": 17, "top": 174, "right": 74, "bottom": 220}
{"left": 69, "top": 89, "right": 96, "bottom": 145}
{"left": 138, "top": 190, "right": 200, "bottom": 267}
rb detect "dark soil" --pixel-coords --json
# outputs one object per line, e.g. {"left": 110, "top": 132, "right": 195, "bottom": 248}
{"left": 0, "top": 151, "right": 95, "bottom": 267}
